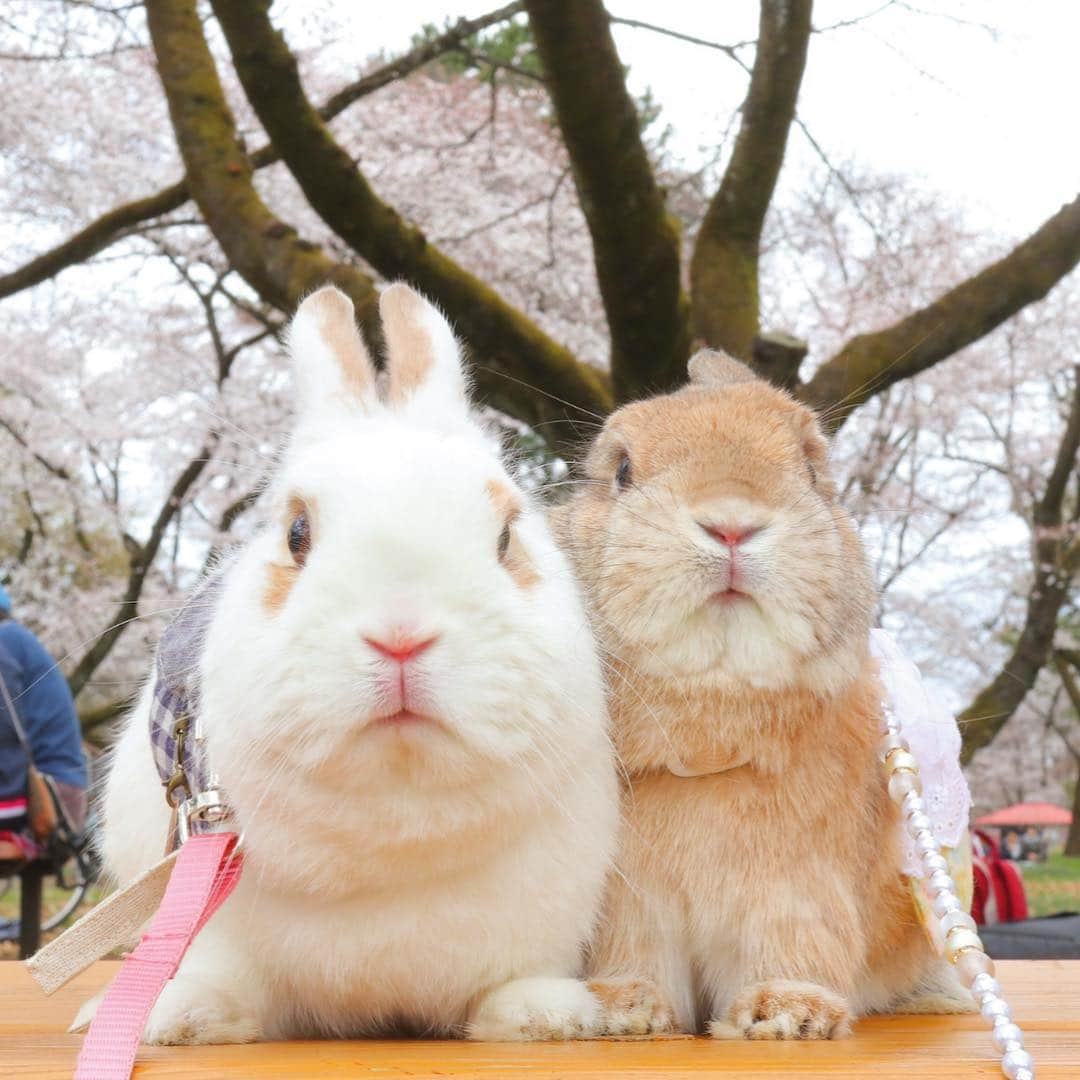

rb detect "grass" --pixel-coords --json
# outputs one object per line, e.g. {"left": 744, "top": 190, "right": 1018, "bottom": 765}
{"left": 1020, "top": 853, "right": 1080, "bottom": 918}
{"left": 0, "top": 876, "right": 108, "bottom": 959}
{"left": 1, "top": 852, "right": 1077, "bottom": 960}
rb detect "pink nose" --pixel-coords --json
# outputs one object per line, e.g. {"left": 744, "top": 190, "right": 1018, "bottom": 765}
{"left": 364, "top": 634, "right": 438, "bottom": 664}
{"left": 701, "top": 523, "right": 758, "bottom": 548}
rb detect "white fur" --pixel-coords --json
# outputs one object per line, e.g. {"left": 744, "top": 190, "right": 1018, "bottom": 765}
{"left": 96, "top": 285, "right": 617, "bottom": 1043}
{"left": 468, "top": 977, "right": 603, "bottom": 1041}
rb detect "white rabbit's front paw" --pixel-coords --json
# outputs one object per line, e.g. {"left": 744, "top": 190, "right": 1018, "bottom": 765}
{"left": 468, "top": 977, "right": 602, "bottom": 1041}
{"left": 69, "top": 991, "right": 103, "bottom": 1034}
{"left": 143, "top": 974, "right": 262, "bottom": 1045}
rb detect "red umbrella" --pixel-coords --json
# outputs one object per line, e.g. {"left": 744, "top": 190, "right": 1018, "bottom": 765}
{"left": 974, "top": 801, "right": 1073, "bottom": 827}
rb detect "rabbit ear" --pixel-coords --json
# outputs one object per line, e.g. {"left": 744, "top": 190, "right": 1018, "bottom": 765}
{"left": 687, "top": 349, "right": 757, "bottom": 388}
{"left": 793, "top": 406, "right": 838, "bottom": 499}
{"left": 379, "top": 282, "right": 468, "bottom": 420}
{"left": 288, "top": 286, "right": 377, "bottom": 420}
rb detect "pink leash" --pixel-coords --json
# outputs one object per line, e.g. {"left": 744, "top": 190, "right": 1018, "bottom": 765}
{"left": 74, "top": 832, "right": 243, "bottom": 1080}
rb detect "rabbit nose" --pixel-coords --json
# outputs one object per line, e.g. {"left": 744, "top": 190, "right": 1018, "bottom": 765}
{"left": 364, "top": 633, "right": 439, "bottom": 663}
{"left": 700, "top": 523, "right": 760, "bottom": 548}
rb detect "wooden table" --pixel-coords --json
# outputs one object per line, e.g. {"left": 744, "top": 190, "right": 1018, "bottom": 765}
{"left": 3, "top": 961, "right": 1078, "bottom": 1078}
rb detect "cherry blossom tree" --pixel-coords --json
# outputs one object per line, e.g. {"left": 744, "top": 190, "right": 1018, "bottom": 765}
{"left": 1, "top": 0, "right": 1078, "bottom": 822}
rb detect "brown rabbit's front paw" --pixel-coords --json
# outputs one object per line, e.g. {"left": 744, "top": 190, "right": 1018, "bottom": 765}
{"left": 710, "top": 980, "right": 852, "bottom": 1040}
{"left": 587, "top": 977, "right": 677, "bottom": 1036}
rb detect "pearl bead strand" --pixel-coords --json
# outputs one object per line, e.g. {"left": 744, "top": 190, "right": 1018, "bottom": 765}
{"left": 881, "top": 699, "right": 1036, "bottom": 1080}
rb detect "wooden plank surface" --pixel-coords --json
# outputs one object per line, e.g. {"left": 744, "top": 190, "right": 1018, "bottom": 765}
{"left": 3, "top": 960, "right": 1078, "bottom": 1078}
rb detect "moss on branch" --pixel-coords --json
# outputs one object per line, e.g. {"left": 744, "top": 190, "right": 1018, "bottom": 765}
{"left": 144, "top": 0, "right": 379, "bottom": 330}
{"left": 690, "top": 0, "right": 812, "bottom": 362}
{"left": 524, "top": 0, "right": 689, "bottom": 402}
{"left": 805, "top": 194, "right": 1080, "bottom": 433}
{"left": 3, "top": 5, "right": 524, "bottom": 305}
{"left": 210, "top": 0, "right": 611, "bottom": 455}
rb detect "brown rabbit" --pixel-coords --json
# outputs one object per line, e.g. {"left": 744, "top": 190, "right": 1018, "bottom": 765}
{"left": 555, "top": 351, "right": 972, "bottom": 1039}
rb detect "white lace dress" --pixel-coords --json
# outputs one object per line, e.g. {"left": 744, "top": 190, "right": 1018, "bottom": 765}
{"left": 871, "top": 629, "right": 972, "bottom": 911}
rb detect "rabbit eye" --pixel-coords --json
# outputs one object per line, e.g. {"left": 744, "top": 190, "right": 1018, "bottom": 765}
{"left": 615, "top": 453, "right": 633, "bottom": 490}
{"left": 288, "top": 512, "right": 311, "bottom": 567}
{"left": 497, "top": 521, "right": 512, "bottom": 560}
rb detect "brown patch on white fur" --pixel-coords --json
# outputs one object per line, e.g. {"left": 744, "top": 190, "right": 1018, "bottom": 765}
{"left": 380, "top": 283, "right": 435, "bottom": 407}
{"left": 587, "top": 978, "right": 677, "bottom": 1036}
{"left": 303, "top": 286, "right": 374, "bottom": 400}
{"left": 487, "top": 479, "right": 539, "bottom": 589}
{"left": 263, "top": 562, "right": 298, "bottom": 614}
{"left": 485, "top": 478, "right": 521, "bottom": 522}
{"left": 559, "top": 369, "right": 949, "bottom": 1035}
{"left": 263, "top": 495, "right": 312, "bottom": 613}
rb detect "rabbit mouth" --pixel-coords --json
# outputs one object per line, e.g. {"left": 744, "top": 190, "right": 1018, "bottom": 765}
{"left": 370, "top": 708, "right": 441, "bottom": 731}
{"left": 711, "top": 587, "right": 752, "bottom": 605}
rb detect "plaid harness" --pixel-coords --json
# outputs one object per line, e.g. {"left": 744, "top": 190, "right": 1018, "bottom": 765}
{"left": 148, "top": 576, "right": 223, "bottom": 801}
{"left": 65, "top": 571, "right": 241, "bottom": 1080}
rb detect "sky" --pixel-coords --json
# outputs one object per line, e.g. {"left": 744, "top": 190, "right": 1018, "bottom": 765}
{"left": 303, "top": 0, "right": 1080, "bottom": 238}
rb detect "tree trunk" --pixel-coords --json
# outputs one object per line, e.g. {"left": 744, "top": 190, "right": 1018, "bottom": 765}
{"left": 690, "top": 0, "right": 812, "bottom": 361}
{"left": 1065, "top": 767, "right": 1080, "bottom": 857}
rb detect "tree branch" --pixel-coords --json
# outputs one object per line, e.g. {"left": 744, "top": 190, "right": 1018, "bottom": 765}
{"left": 317, "top": 3, "right": 526, "bottom": 114}
{"left": 0, "top": 3, "right": 525, "bottom": 303}
{"left": 690, "top": 0, "right": 813, "bottom": 361}
{"left": 805, "top": 194, "right": 1080, "bottom": 432}
{"left": 959, "top": 366, "right": 1080, "bottom": 762}
{"left": 0, "top": 414, "right": 73, "bottom": 480}
{"left": 68, "top": 429, "right": 221, "bottom": 698}
{"left": 209, "top": 0, "right": 611, "bottom": 455}
{"left": 1051, "top": 652, "right": 1080, "bottom": 762}
{"left": 751, "top": 331, "right": 808, "bottom": 391}
{"left": 79, "top": 695, "right": 136, "bottom": 738}
{"left": 608, "top": 16, "right": 750, "bottom": 58}
{"left": 524, "top": 0, "right": 689, "bottom": 401}
{"left": 199, "top": 481, "right": 265, "bottom": 575}
{"left": 0, "top": 183, "right": 190, "bottom": 301}
{"left": 144, "top": 0, "right": 381, "bottom": 333}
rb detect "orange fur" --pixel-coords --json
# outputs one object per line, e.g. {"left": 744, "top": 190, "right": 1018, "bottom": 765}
{"left": 503, "top": 533, "right": 539, "bottom": 590}
{"left": 487, "top": 479, "right": 539, "bottom": 589}
{"left": 263, "top": 562, "right": 298, "bottom": 614}
{"left": 586, "top": 978, "right": 677, "bottom": 1036}
{"left": 303, "top": 285, "right": 374, "bottom": 400}
{"left": 713, "top": 980, "right": 852, "bottom": 1040}
{"left": 263, "top": 496, "right": 313, "bottom": 614}
{"left": 559, "top": 353, "right": 965, "bottom": 1037}
{"left": 380, "top": 283, "right": 435, "bottom": 406}
{"left": 485, "top": 477, "right": 522, "bottom": 521}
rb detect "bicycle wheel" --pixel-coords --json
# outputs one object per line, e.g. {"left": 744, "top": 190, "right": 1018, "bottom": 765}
{"left": 41, "top": 845, "right": 92, "bottom": 932}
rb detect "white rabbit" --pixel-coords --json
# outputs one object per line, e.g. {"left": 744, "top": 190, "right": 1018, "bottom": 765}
{"left": 85, "top": 284, "right": 619, "bottom": 1044}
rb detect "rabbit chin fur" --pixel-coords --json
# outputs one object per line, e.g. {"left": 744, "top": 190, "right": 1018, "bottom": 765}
{"left": 557, "top": 353, "right": 971, "bottom": 1038}
{"left": 95, "top": 284, "right": 618, "bottom": 1044}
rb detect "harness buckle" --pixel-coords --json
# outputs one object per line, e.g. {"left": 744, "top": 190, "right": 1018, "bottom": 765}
{"left": 163, "top": 717, "right": 191, "bottom": 808}
{"left": 176, "top": 789, "right": 233, "bottom": 845}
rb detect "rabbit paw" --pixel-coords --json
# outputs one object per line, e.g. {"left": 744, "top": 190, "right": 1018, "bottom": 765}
{"left": 143, "top": 974, "right": 262, "bottom": 1045}
{"left": 710, "top": 979, "right": 851, "bottom": 1040}
{"left": 69, "top": 991, "right": 103, "bottom": 1034}
{"left": 468, "top": 977, "right": 602, "bottom": 1041}
{"left": 587, "top": 977, "right": 677, "bottom": 1035}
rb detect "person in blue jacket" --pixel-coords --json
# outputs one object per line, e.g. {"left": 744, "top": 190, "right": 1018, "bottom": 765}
{"left": 0, "top": 583, "right": 87, "bottom": 847}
